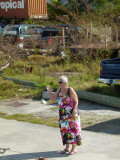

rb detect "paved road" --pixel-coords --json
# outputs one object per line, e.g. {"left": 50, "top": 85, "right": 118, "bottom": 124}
{"left": 0, "top": 99, "right": 120, "bottom": 160}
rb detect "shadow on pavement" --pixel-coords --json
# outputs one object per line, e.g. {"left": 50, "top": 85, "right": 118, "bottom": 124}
{"left": 83, "top": 118, "right": 120, "bottom": 135}
{"left": 0, "top": 150, "right": 69, "bottom": 160}
{"left": 78, "top": 101, "right": 120, "bottom": 112}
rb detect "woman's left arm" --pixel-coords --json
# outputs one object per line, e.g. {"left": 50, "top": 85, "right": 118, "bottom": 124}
{"left": 70, "top": 87, "right": 78, "bottom": 118}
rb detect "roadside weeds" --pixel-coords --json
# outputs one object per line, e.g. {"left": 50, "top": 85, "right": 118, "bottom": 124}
{"left": 0, "top": 110, "right": 119, "bottom": 130}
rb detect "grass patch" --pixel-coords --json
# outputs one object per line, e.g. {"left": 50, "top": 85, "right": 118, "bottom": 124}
{"left": 0, "top": 112, "right": 59, "bottom": 128}
{"left": 87, "top": 121, "right": 93, "bottom": 124}
{"left": 86, "top": 83, "right": 120, "bottom": 98}
{"left": 0, "top": 112, "right": 118, "bottom": 129}
{"left": 50, "top": 107, "right": 58, "bottom": 110}
{"left": 1, "top": 54, "right": 120, "bottom": 99}
{"left": 0, "top": 77, "right": 42, "bottom": 100}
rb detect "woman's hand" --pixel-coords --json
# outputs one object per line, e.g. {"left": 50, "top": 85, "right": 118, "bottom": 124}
{"left": 47, "top": 86, "right": 59, "bottom": 101}
{"left": 71, "top": 110, "right": 77, "bottom": 120}
{"left": 47, "top": 85, "right": 52, "bottom": 93}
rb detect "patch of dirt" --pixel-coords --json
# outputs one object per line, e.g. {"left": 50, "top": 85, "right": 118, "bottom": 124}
{"left": 80, "top": 113, "right": 120, "bottom": 129}
{"left": 35, "top": 100, "right": 120, "bottom": 134}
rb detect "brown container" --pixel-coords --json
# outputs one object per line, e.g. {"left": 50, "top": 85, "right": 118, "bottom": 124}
{"left": 0, "top": 0, "right": 47, "bottom": 19}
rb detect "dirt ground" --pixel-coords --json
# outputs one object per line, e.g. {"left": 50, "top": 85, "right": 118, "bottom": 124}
{"left": 0, "top": 98, "right": 120, "bottom": 134}
{"left": 34, "top": 99, "right": 120, "bottom": 134}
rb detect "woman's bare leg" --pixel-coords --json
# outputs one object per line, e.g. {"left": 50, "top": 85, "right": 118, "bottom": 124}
{"left": 66, "top": 144, "right": 70, "bottom": 151}
{"left": 72, "top": 144, "right": 76, "bottom": 151}
{"left": 59, "top": 144, "right": 70, "bottom": 154}
{"left": 68, "top": 144, "right": 76, "bottom": 155}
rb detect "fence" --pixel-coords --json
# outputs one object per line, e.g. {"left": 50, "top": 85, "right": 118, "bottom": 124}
{"left": 84, "top": 22, "right": 120, "bottom": 49}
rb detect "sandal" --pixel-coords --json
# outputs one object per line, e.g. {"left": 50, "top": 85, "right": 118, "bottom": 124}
{"left": 35, "top": 157, "right": 48, "bottom": 160}
{"left": 59, "top": 148, "right": 69, "bottom": 154}
{"left": 68, "top": 149, "right": 76, "bottom": 155}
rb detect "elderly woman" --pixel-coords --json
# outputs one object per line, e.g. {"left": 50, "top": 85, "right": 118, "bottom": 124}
{"left": 47, "top": 75, "right": 82, "bottom": 155}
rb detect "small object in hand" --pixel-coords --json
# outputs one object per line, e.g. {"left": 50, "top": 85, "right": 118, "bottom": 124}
{"left": 35, "top": 157, "right": 48, "bottom": 160}
{"left": 41, "top": 99, "right": 47, "bottom": 104}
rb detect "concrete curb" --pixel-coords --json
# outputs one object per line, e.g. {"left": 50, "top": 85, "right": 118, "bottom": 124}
{"left": 42, "top": 90, "right": 120, "bottom": 109}
{"left": 3, "top": 76, "right": 39, "bottom": 88}
{"left": 3, "top": 76, "right": 120, "bottom": 109}
{"left": 75, "top": 90, "right": 120, "bottom": 109}
{"left": 42, "top": 90, "right": 56, "bottom": 99}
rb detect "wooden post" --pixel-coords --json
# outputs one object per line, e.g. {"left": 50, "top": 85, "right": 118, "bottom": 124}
{"left": 116, "top": 22, "right": 119, "bottom": 47}
{"left": 90, "top": 21, "right": 93, "bottom": 43}
{"left": 62, "top": 27, "right": 65, "bottom": 48}
{"left": 105, "top": 24, "right": 108, "bottom": 49}
{"left": 85, "top": 22, "right": 89, "bottom": 46}
{"left": 86, "top": 23, "right": 89, "bottom": 38}
{"left": 86, "top": 23, "right": 89, "bottom": 45}
{"left": 99, "top": 24, "right": 102, "bottom": 43}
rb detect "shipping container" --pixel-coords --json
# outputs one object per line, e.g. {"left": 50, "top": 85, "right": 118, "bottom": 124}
{"left": 0, "top": 0, "right": 47, "bottom": 19}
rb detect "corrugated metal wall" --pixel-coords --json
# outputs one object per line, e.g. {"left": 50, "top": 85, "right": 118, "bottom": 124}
{"left": 0, "top": 0, "right": 47, "bottom": 18}
{"left": 28, "top": 0, "right": 47, "bottom": 18}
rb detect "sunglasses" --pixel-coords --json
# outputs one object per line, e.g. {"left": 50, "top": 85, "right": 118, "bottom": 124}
{"left": 58, "top": 82, "right": 63, "bottom": 84}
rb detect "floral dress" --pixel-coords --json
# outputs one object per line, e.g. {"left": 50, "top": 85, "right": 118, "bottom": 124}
{"left": 58, "top": 88, "right": 82, "bottom": 146}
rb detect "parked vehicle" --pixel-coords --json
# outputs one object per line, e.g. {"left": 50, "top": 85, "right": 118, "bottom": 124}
{"left": 43, "top": 25, "right": 80, "bottom": 45}
{"left": 2, "top": 24, "right": 43, "bottom": 45}
{"left": 1, "top": 24, "right": 66, "bottom": 55}
{"left": 41, "top": 26, "right": 70, "bottom": 53}
{"left": 0, "top": 19, "right": 10, "bottom": 28}
{"left": 1, "top": 24, "right": 100, "bottom": 58}
{"left": 20, "top": 24, "right": 100, "bottom": 57}
{"left": 0, "top": 26, "right": 2, "bottom": 37}
{"left": 98, "top": 58, "right": 120, "bottom": 94}
{"left": 21, "top": 26, "right": 64, "bottom": 54}
{"left": 23, "top": 25, "right": 80, "bottom": 55}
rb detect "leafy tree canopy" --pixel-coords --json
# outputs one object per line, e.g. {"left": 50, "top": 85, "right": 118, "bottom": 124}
{"left": 47, "top": 0, "right": 120, "bottom": 24}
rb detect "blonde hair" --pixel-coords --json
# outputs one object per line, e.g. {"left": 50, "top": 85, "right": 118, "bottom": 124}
{"left": 59, "top": 75, "right": 68, "bottom": 85}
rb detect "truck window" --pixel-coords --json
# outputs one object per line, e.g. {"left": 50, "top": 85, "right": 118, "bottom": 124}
{"left": 20, "top": 28, "right": 26, "bottom": 35}
{"left": 0, "top": 26, "right": 2, "bottom": 37}
{"left": 3, "top": 26, "right": 18, "bottom": 35}
{"left": 42, "top": 29, "right": 62, "bottom": 37}
{"left": 12, "top": 27, "right": 19, "bottom": 34}
{"left": 27, "top": 27, "right": 43, "bottom": 35}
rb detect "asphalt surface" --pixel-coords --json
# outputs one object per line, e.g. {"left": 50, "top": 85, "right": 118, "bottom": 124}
{"left": 0, "top": 99, "right": 120, "bottom": 160}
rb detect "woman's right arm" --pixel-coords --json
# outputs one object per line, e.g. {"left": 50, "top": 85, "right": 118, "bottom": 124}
{"left": 47, "top": 85, "right": 60, "bottom": 101}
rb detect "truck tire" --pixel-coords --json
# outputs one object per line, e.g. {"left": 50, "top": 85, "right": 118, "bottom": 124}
{"left": 4, "top": 35, "right": 17, "bottom": 45}
{"left": 114, "top": 85, "right": 120, "bottom": 95}
{"left": 17, "top": 51, "right": 29, "bottom": 58}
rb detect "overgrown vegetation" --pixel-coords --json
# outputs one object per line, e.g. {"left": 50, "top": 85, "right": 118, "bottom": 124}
{"left": 0, "top": 53, "right": 120, "bottom": 100}
{"left": 0, "top": 77, "right": 42, "bottom": 100}
{"left": 0, "top": 0, "right": 120, "bottom": 100}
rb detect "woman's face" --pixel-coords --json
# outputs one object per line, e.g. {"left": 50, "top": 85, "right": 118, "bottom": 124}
{"left": 58, "top": 79, "right": 67, "bottom": 87}
{"left": 58, "top": 79, "right": 63, "bottom": 86}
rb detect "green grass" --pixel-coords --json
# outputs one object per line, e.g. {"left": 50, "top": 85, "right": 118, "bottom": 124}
{"left": 1, "top": 54, "right": 120, "bottom": 100}
{"left": 0, "top": 112, "right": 59, "bottom": 128}
{"left": 0, "top": 77, "right": 42, "bottom": 100}
{"left": 87, "top": 121, "right": 93, "bottom": 124}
